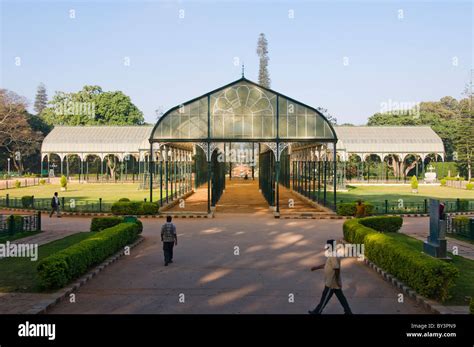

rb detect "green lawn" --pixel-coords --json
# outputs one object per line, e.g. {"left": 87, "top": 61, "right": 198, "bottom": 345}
{"left": 389, "top": 232, "right": 474, "bottom": 306}
{"left": 339, "top": 185, "right": 474, "bottom": 203}
{"left": 2, "top": 182, "right": 149, "bottom": 202}
{"left": 0, "top": 232, "right": 95, "bottom": 292}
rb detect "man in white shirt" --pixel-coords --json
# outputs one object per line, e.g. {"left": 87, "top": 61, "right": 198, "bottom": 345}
{"left": 308, "top": 239, "right": 352, "bottom": 314}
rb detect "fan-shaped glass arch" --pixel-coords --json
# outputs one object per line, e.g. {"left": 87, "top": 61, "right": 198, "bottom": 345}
{"left": 151, "top": 78, "right": 336, "bottom": 142}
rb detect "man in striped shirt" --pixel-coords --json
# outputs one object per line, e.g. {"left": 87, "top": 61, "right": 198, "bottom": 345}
{"left": 161, "top": 216, "right": 178, "bottom": 266}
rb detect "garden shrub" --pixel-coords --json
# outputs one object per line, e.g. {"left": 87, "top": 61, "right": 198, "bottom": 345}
{"left": 60, "top": 175, "right": 67, "bottom": 190}
{"left": 411, "top": 176, "right": 418, "bottom": 190}
{"left": 337, "top": 202, "right": 374, "bottom": 216}
{"left": 111, "top": 201, "right": 158, "bottom": 215}
{"left": 466, "top": 183, "right": 473, "bottom": 190}
{"left": 343, "top": 218, "right": 459, "bottom": 302}
{"left": 440, "top": 179, "right": 447, "bottom": 187}
{"left": 21, "top": 195, "right": 34, "bottom": 208}
{"left": 39, "top": 179, "right": 46, "bottom": 185}
{"left": 90, "top": 216, "right": 124, "bottom": 232}
{"left": 37, "top": 222, "right": 141, "bottom": 289}
{"left": 359, "top": 216, "right": 403, "bottom": 233}
{"left": 118, "top": 198, "right": 131, "bottom": 202}
{"left": 15, "top": 180, "right": 21, "bottom": 188}
{"left": 7, "top": 215, "right": 23, "bottom": 233}
{"left": 458, "top": 199, "right": 470, "bottom": 212}
{"left": 470, "top": 298, "right": 474, "bottom": 314}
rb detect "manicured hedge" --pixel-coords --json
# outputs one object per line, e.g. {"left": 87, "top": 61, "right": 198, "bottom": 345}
{"left": 90, "top": 216, "right": 124, "bottom": 232}
{"left": 21, "top": 196, "right": 34, "bottom": 208}
{"left": 37, "top": 222, "right": 141, "bottom": 289}
{"left": 118, "top": 198, "right": 131, "bottom": 202}
{"left": 343, "top": 218, "right": 458, "bottom": 302}
{"left": 337, "top": 202, "right": 374, "bottom": 216}
{"left": 111, "top": 201, "right": 158, "bottom": 215}
{"left": 359, "top": 216, "right": 403, "bottom": 233}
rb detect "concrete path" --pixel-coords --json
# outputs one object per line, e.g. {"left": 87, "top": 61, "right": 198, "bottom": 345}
{"left": 401, "top": 217, "right": 474, "bottom": 260}
{"left": 0, "top": 210, "right": 91, "bottom": 247}
{"left": 48, "top": 215, "right": 427, "bottom": 314}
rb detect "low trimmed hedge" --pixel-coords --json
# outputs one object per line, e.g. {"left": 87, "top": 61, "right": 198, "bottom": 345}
{"left": 111, "top": 201, "right": 158, "bottom": 215}
{"left": 337, "top": 202, "right": 374, "bottom": 216}
{"left": 37, "top": 222, "right": 141, "bottom": 289}
{"left": 90, "top": 216, "right": 144, "bottom": 234}
{"left": 343, "top": 217, "right": 459, "bottom": 302}
{"left": 21, "top": 195, "right": 34, "bottom": 208}
{"left": 118, "top": 198, "right": 130, "bottom": 202}
{"left": 359, "top": 216, "right": 403, "bottom": 233}
{"left": 90, "top": 216, "right": 124, "bottom": 232}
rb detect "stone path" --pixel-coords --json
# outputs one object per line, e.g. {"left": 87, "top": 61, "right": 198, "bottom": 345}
{"left": 47, "top": 215, "right": 427, "bottom": 314}
{"left": 400, "top": 217, "right": 474, "bottom": 260}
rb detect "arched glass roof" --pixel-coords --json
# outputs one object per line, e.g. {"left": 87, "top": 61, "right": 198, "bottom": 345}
{"left": 151, "top": 78, "right": 336, "bottom": 142}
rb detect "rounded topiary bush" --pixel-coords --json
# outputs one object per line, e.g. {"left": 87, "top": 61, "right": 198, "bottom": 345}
{"left": 466, "top": 183, "right": 473, "bottom": 191}
{"left": 118, "top": 198, "right": 131, "bottom": 202}
{"left": 39, "top": 178, "right": 46, "bottom": 185}
{"left": 60, "top": 175, "right": 67, "bottom": 191}
{"left": 440, "top": 178, "right": 447, "bottom": 187}
{"left": 411, "top": 175, "right": 418, "bottom": 192}
{"left": 15, "top": 180, "right": 21, "bottom": 188}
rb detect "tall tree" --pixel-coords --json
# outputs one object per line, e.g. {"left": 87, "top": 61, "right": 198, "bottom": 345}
{"left": 34, "top": 83, "right": 48, "bottom": 115}
{"left": 0, "top": 89, "right": 43, "bottom": 173}
{"left": 256, "top": 33, "right": 271, "bottom": 88}
{"left": 455, "top": 82, "right": 474, "bottom": 180}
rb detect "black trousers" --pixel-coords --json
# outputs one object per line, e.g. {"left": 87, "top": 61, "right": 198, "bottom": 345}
{"left": 163, "top": 242, "right": 174, "bottom": 263}
{"left": 313, "top": 286, "right": 352, "bottom": 314}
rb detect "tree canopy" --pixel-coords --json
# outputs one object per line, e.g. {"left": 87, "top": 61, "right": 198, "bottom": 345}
{"left": 40, "top": 85, "right": 144, "bottom": 126}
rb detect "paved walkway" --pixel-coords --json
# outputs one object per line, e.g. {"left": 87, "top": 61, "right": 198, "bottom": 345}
{"left": 47, "top": 215, "right": 427, "bottom": 314}
{"left": 216, "top": 179, "right": 269, "bottom": 214}
{"left": 401, "top": 217, "right": 474, "bottom": 260}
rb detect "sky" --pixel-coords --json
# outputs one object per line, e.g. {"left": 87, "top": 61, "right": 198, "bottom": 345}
{"left": 1, "top": 0, "right": 472, "bottom": 125}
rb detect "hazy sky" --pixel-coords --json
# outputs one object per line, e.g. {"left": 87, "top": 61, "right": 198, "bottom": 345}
{"left": 1, "top": 0, "right": 472, "bottom": 125}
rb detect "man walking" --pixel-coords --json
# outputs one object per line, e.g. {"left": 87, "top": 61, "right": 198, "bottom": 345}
{"left": 49, "top": 192, "right": 61, "bottom": 218}
{"left": 161, "top": 216, "right": 177, "bottom": 266}
{"left": 308, "top": 239, "right": 352, "bottom": 314}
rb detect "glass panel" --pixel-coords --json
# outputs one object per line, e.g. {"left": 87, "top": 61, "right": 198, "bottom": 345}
{"left": 211, "top": 81, "right": 276, "bottom": 139}
{"left": 153, "top": 97, "right": 208, "bottom": 140}
{"left": 278, "top": 96, "right": 335, "bottom": 140}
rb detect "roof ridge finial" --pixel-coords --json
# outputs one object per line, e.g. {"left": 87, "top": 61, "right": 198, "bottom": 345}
{"left": 241, "top": 63, "right": 245, "bottom": 78}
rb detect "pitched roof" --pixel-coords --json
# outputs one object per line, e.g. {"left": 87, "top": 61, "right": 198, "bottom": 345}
{"left": 41, "top": 126, "right": 154, "bottom": 154}
{"left": 335, "top": 126, "right": 445, "bottom": 155}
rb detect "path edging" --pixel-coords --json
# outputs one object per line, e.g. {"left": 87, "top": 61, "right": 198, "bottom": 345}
{"left": 24, "top": 236, "right": 145, "bottom": 314}
{"left": 361, "top": 257, "right": 463, "bottom": 314}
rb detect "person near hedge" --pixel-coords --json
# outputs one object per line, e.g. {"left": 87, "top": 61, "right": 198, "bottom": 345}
{"left": 49, "top": 192, "right": 61, "bottom": 218}
{"left": 161, "top": 216, "right": 177, "bottom": 266}
{"left": 308, "top": 239, "right": 352, "bottom": 314}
